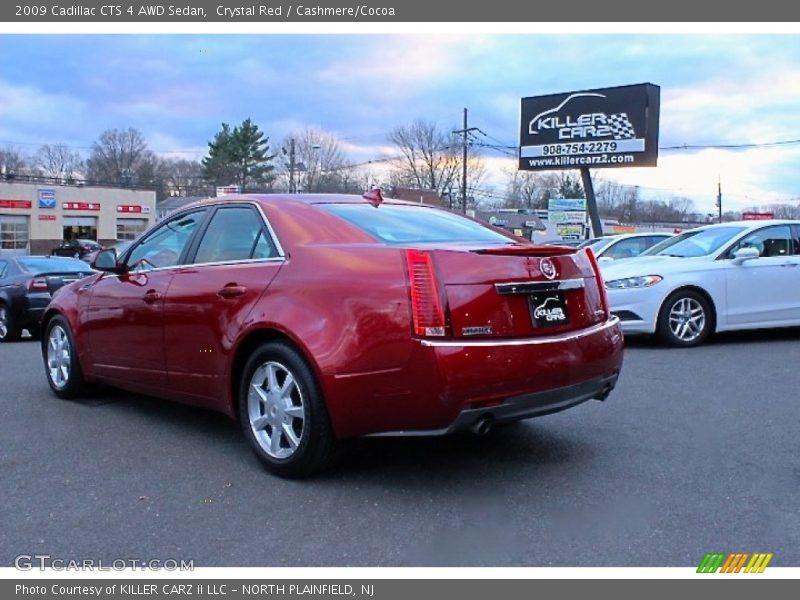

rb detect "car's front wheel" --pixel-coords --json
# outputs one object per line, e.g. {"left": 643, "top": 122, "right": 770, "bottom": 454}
{"left": 43, "top": 315, "right": 88, "bottom": 398}
{"left": 239, "top": 342, "right": 339, "bottom": 478}
{"left": 657, "top": 290, "right": 712, "bottom": 347}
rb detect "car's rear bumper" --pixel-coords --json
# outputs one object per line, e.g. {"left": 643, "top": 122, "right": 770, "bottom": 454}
{"left": 12, "top": 294, "right": 50, "bottom": 329}
{"left": 365, "top": 371, "right": 619, "bottom": 436}
{"left": 327, "top": 317, "right": 624, "bottom": 438}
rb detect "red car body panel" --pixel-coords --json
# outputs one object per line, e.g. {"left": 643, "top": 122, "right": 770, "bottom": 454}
{"left": 43, "top": 194, "right": 624, "bottom": 439}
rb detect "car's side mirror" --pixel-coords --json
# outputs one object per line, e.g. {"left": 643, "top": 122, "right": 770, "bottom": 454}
{"left": 92, "top": 248, "right": 125, "bottom": 273}
{"left": 732, "top": 246, "right": 760, "bottom": 265}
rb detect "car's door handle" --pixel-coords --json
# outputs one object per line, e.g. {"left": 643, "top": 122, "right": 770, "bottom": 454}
{"left": 218, "top": 284, "right": 247, "bottom": 299}
{"left": 781, "top": 263, "right": 799, "bottom": 268}
{"left": 143, "top": 290, "right": 162, "bottom": 304}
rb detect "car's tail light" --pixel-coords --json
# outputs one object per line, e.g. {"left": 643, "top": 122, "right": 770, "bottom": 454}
{"left": 585, "top": 248, "right": 609, "bottom": 319}
{"left": 405, "top": 249, "right": 447, "bottom": 337}
{"left": 27, "top": 277, "right": 49, "bottom": 292}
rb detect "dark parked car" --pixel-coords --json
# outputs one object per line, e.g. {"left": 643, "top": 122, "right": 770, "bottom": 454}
{"left": 51, "top": 238, "right": 102, "bottom": 261}
{"left": 40, "top": 192, "right": 624, "bottom": 477}
{"left": 0, "top": 256, "right": 94, "bottom": 342}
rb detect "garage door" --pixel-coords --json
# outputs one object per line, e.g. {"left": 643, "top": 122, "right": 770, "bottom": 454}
{"left": 63, "top": 216, "right": 98, "bottom": 242}
{"left": 63, "top": 216, "right": 98, "bottom": 227}
{"left": 0, "top": 215, "right": 29, "bottom": 256}
{"left": 116, "top": 218, "right": 148, "bottom": 240}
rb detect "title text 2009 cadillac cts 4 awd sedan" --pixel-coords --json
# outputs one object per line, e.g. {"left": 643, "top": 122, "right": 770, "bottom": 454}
{"left": 40, "top": 191, "right": 623, "bottom": 477}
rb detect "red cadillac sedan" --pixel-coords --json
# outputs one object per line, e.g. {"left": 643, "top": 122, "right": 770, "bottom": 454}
{"left": 41, "top": 191, "right": 623, "bottom": 477}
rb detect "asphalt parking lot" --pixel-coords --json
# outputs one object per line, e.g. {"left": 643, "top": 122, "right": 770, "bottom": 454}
{"left": 1, "top": 329, "right": 799, "bottom": 567}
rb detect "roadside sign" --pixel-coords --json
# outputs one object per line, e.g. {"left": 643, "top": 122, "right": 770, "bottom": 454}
{"left": 520, "top": 83, "right": 660, "bottom": 171}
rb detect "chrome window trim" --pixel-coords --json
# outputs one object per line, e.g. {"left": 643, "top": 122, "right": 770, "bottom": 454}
{"left": 179, "top": 257, "right": 286, "bottom": 269}
{"left": 100, "top": 256, "right": 286, "bottom": 279}
{"left": 494, "top": 278, "right": 584, "bottom": 295}
{"left": 418, "top": 316, "right": 620, "bottom": 348}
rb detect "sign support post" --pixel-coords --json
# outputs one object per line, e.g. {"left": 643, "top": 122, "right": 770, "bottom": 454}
{"left": 580, "top": 168, "right": 603, "bottom": 238}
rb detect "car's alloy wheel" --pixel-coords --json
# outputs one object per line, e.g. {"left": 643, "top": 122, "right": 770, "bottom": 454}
{"left": 42, "top": 315, "right": 87, "bottom": 399}
{"left": 239, "top": 342, "right": 339, "bottom": 478}
{"left": 657, "top": 291, "right": 712, "bottom": 347}
{"left": 47, "top": 324, "right": 72, "bottom": 390}
{"left": 0, "top": 304, "right": 21, "bottom": 342}
{"left": 247, "top": 361, "right": 306, "bottom": 460}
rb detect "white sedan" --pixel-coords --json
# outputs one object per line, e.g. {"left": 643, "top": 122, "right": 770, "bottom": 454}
{"left": 600, "top": 220, "right": 800, "bottom": 346}
{"left": 585, "top": 232, "right": 673, "bottom": 261}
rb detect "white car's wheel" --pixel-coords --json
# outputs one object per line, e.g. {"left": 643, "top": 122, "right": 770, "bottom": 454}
{"left": 657, "top": 290, "right": 712, "bottom": 347}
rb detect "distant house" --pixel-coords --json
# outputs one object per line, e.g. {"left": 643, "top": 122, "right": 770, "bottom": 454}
{"left": 156, "top": 196, "right": 206, "bottom": 221}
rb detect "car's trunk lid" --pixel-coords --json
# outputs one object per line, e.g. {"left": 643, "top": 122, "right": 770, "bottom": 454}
{"left": 408, "top": 244, "right": 607, "bottom": 339}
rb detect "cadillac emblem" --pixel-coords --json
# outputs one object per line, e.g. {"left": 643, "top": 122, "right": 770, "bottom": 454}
{"left": 540, "top": 258, "right": 557, "bottom": 280}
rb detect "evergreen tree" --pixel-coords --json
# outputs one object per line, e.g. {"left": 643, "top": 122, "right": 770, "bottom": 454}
{"left": 202, "top": 119, "right": 277, "bottom": 193}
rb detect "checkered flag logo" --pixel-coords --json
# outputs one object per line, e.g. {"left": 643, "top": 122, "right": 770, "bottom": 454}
{"left": 607, "top": 113, "right": 636, "bottom": 139}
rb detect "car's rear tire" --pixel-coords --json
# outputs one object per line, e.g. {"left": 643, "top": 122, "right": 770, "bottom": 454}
{"left": 43, "top": 315, "right": 88, "bottom": 399}
{"left": 239, "top": 341, "right": 339, "bottom": 478}
{"left": 0, "top": 303, "right": 21, "bottom": 342}
{"left": 657, "top": 290, "right": 712, "bottom": 347}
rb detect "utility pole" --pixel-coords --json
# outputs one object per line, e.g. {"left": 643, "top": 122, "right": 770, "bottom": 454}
{"left": 452, "top": 108, "right": 480, "bottom": 214}
{"left": 716, "top": 178, "right": 723, "bottom": 223}
{"left": 461, "top": 108, "right": 468, "bottom": 213}
{"left": 288, "top": 138, "right": 296, "bottom": 193}
{"left": 580, "top": 168, "right": 603, "bottom": 238}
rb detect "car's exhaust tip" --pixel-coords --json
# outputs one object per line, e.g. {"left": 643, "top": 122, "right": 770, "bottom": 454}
{"left": 469, "top": 415, "right": 493, "bottom": 436}
{"left": 595, "top": 382, "right": 615, "bottom": 402}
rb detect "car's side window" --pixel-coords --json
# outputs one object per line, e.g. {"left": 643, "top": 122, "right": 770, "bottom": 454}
{"left": 126, "top": 209, "right": 207, "bottom": 271}
{"left": 793, "top": 225, "right": 800, "bottom": 256}
{"left": 605, "top": 237, "right": 645, "bottom": 259}
{"left": 193, "top": 206, "right": 277, "bottom": 264}
{"left": 645, "top": 236, "right": 669, "bottom": 248}
{"left": 727, "top": 225, "right": 793, "bottom": 259}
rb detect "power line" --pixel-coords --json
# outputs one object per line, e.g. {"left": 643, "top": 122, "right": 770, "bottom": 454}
{"left": 465, "top": 137, "right": 800, "bottom": 152}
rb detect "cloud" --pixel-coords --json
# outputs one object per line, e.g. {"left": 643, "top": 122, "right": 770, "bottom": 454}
{"left": 1, "top": 34, "right": 800, "bottom": 210}
{"left": 316, "top": 35, "right": 489, "bottom": 96}
{"left": 0, "top": 80, "right": 86, "bottom": 125}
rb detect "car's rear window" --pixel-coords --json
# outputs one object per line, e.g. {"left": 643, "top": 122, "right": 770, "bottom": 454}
{"left": 17, "top": 257, "right": 91, "bottom": 274}
{"left": 320, "top": 204, "right": 513, "bottom": 244}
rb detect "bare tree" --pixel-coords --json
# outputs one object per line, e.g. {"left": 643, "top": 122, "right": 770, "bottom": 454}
{"left": 387, "top": 120, "right": 459, "bottom": 196}
{"left": 159, "top": 157, "right": 208, "bottom": 197}
{"left": 0, "top": 147, "right": 28, "bottom": 178}
{"left": 762, "top": 203, "right": 800, "bottom": 219}
{"left": 503, "top": 170, "right": 562, "bottom": 209}
{"left": 86, "top": 128, "right": 157, "bottom": 187}
{"left": 279, "top": 128, "right": 354, "bottom": 193}
{"left": 33, "top": 144, "right": 84, "bottom": 181}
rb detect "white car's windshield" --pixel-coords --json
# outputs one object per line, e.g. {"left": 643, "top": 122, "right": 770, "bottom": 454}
{"left": 650, "top": 226, "right": 746, "bottom": 258}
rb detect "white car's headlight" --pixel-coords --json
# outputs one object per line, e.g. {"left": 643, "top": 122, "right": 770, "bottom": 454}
{"left": 605, "top": 275, "right": 663, "bottom": 289}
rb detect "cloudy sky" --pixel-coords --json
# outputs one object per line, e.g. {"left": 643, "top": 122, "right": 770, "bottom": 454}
{"left": 2, "top": 33, "right": 800, "bottom": 213}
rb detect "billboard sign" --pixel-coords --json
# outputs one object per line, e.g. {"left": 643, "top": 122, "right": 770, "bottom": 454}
{"left": 549, "top": 210, "right": 587, "bottom": 224}
{"left": 556, "top": 223, "right": 585, "bottom": 238}
{"left": 548, "top": 198, "right": 586, "bottom": 211}
{"left": 742, "top": 212, "right": 774, "bottom": 220}
{"left": 38, "top": 188, "right": 56, "bottom": 209}
{"left": 520, "top": 83, "right": 660, "bottom": 171}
